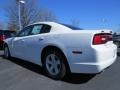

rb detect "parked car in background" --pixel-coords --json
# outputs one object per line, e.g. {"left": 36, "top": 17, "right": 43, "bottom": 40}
{"left": 113, "top": 33, "right": 120, "bottom": 48}
{"left": 0, "top": 30, "right": 16, "bottom": 49}
{"left": 4, "top": 22, "right": 117, "bottom": 80}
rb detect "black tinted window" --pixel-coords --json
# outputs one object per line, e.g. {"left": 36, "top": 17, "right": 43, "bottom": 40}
{"left": 0, "top": 30, "right": 16, "bottom": 38}
{"left": 4, "top": 31, "right": 16, "bottom": 38}
{"left": 40, "top": 25, "right": 51, "bottom": 33}
{"left": 0, "top": 30, "right": 3, "bottom": 35}
{"left": 61, "top": 24, "right": 83, "bottom": 30}
{"left": 30, "top": 24, "right": 51, "bottom": 35}
{"left": 17, "top": 26, "right": 33, "bottom": 37}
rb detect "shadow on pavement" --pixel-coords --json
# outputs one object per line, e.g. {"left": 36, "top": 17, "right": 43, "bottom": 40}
{"left": 2, "top": 57, "right": 96, "bottom": 84}
{"left": 117, "top": 52, "right": 120, "bottom": 56}
{"left": 7, "top": 57, "right": 46, "bottom": 75}
{"left": 0, "top": 51, "right": 4, "bottom": 57}
{"left": 62, "top": 73, "right": 96, "bottom": 84}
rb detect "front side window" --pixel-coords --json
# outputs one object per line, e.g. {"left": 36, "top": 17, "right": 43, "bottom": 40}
{"left": 17, "top": 26, "right": 33, "bottom": 37}
{"left": 31, "top": 25, "right": 43, "bottom": 35}
{"left": 30, "top": 24, "right": 51, "bottom": 35}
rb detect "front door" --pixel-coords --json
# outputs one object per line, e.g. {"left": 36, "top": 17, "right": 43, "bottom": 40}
{"left": 12, "top": 26, "right": 33, "bottom": 59}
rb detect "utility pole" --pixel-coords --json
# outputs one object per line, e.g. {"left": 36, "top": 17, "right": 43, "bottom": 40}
{"left": 17, "top": 0, "right": 25, "bottom": 31}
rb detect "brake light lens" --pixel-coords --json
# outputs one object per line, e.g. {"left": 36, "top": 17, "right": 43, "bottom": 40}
{"left": 0, "top": 35, "right": 5, "bottom": 43}
{"left": 93, "top": 33, "right": 112, "bottom": 45}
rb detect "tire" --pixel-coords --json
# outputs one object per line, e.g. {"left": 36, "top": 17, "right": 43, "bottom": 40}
{"left": 115, "top": 42, "right": 119, "bottom": 48}
{"left": 42, "top": 49, "right": 66, "bottom": 80}
{"left": 4, "top": 46, "right": 11, "bottom": 59}
{"left": 114, "top": 41, "right": 120, "bottom": 48}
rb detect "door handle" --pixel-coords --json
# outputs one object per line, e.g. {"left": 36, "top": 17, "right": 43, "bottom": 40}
{"left": 39, "top": 37, "right": 44, "bottom": 41}
{"left": 21, "top": 40, "right": 25, "bottom": 43}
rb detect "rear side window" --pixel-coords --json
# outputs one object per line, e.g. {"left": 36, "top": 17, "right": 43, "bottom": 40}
{"left": 40, "top": 25, "right": 51, "bottom": 34}
{"left": 4, "top": 32, "right": 15, "bottom": 38}
{"left": 0, "top": 30, "right": 16, "bottom": 38}
{"left": 0, "top": 30, "right": 3, "bottom": 35}
{"left": 4, "top": 32, "right": 9, "bottom": 37}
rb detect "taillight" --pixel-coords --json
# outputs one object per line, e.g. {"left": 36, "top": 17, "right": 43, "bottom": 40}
{"left": 93, "top": 33, "right": 112, "bottom": 45}
{"left": 0, "top": 35, "right": 5, "bottom": 43}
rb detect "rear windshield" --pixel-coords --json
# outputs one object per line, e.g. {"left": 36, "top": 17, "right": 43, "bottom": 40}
{"left": 0, "top": 30, "right": 3, "bottom": 35}
{"left": 61, "top": 24, "right": 83, "bottom": 30}
{"left": 4, "top": 31, "right": 16, "bottom": 38}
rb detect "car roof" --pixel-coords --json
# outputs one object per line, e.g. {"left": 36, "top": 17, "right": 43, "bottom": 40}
{"left": 27, "top": 22, "right": 61, "bottom": 28}
{"left": 25, "top": 22, "right": 72, "bottom": 32}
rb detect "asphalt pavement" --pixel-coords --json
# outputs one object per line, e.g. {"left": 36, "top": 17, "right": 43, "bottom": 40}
{"left": 0, "top": 50, "right": 120, "bottom": 90}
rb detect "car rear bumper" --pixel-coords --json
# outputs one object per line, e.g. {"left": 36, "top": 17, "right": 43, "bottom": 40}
{"left": 68, "top": 43, "right": 117, "bottom": 74}
{"left": 70, "top": 54, "right": 117, "bottom": 73}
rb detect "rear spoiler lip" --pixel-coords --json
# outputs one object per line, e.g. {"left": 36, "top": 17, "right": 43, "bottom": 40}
{"left": 100, "top": 30, "right": 112, "bottom": 34}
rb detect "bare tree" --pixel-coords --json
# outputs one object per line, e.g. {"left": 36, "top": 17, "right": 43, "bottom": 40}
{"left": 5, "top": 0, "right": 57, "bottom": 30}
{"left": 71, "top": 19, "right": 80, "bottom": 27}
{"left": 0, "top": 21, "right": 4, "bottom": 30}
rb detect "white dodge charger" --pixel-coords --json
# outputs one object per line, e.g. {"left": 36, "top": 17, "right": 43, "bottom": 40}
{"left": 4, "top": 22, "right": 117, "bottom": 79}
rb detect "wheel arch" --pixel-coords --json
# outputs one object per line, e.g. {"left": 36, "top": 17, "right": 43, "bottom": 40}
{"left": 3, "top": 42, "right": 8, "bottom": 49}
{"left": 41, "top": 45, "right": 71, "bottom": 73}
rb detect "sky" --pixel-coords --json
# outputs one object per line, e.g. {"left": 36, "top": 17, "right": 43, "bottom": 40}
{"left": 0, "top": 0, "right": 120, "bottom": 31}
